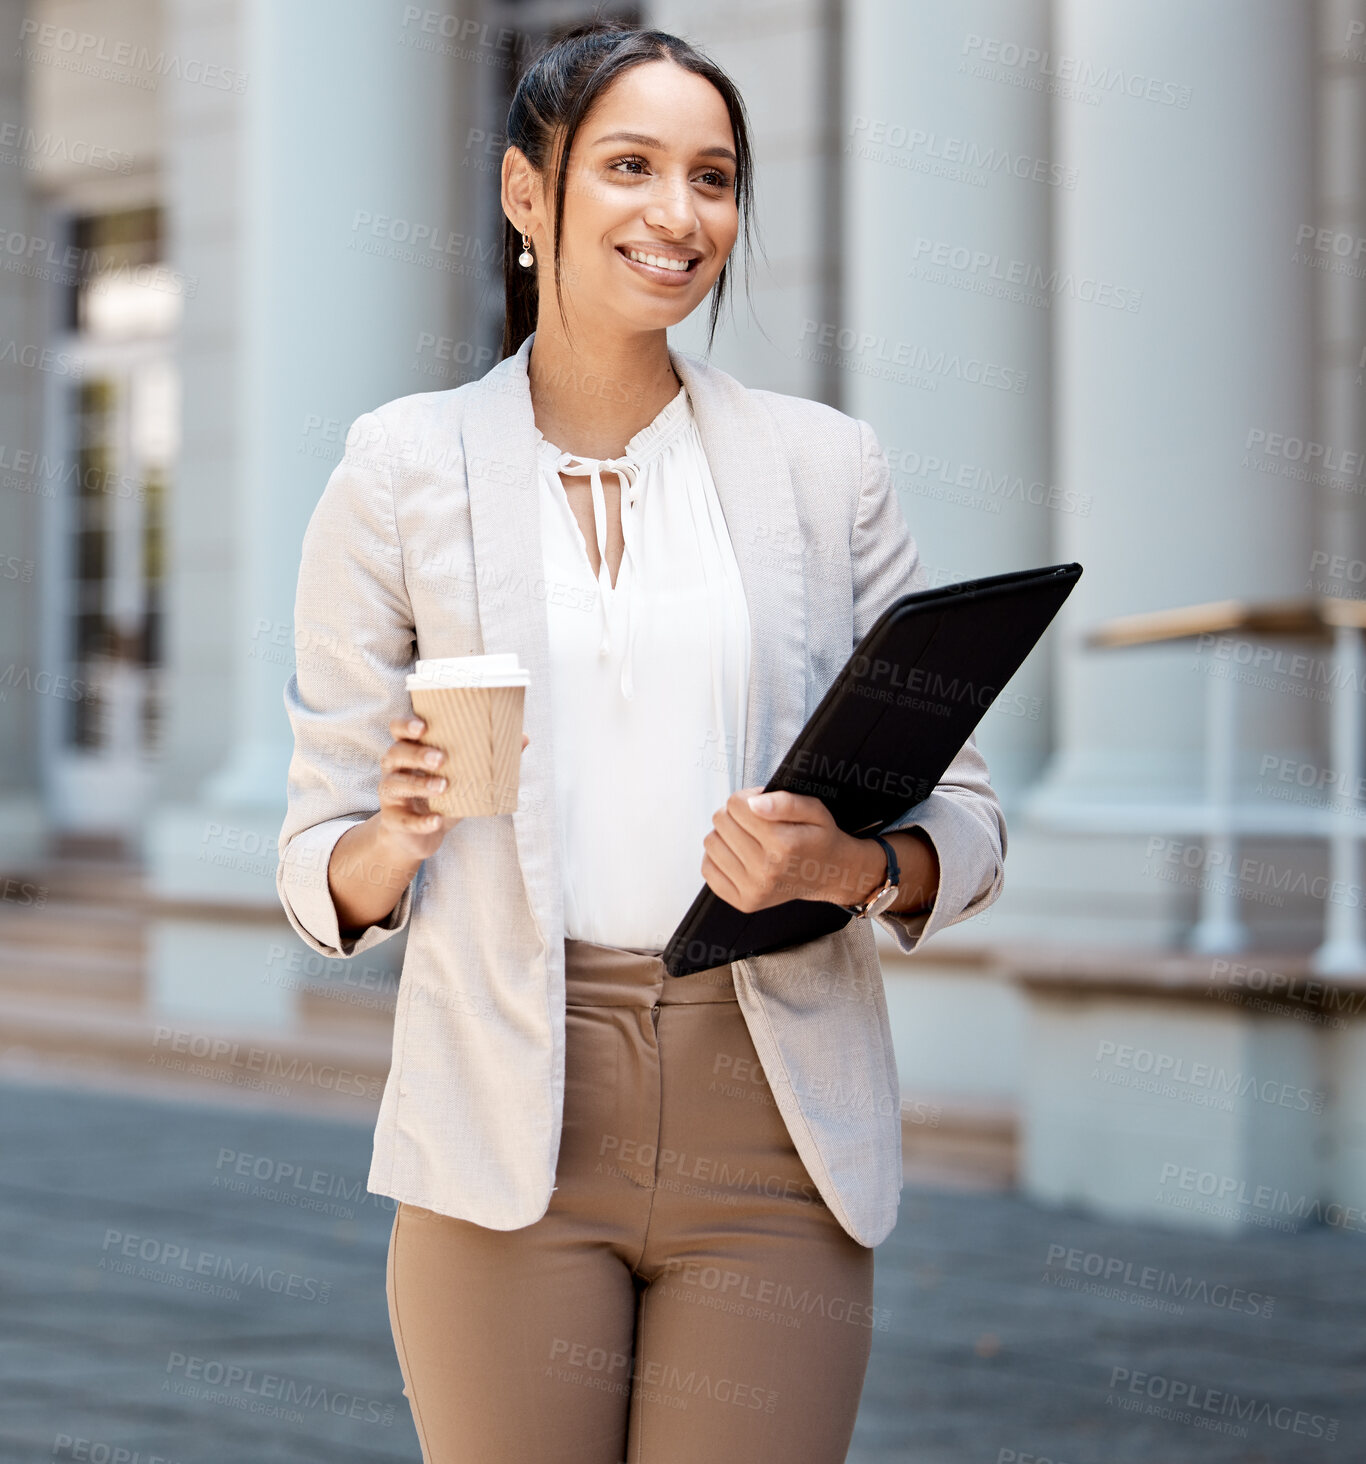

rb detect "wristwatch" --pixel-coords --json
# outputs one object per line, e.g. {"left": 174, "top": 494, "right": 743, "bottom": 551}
{"left": 843, "top": 834, "right": 900, "bottom": 919}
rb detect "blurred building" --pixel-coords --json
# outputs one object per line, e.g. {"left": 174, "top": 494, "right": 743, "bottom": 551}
{"left": 1, "top": 0, "right": 1364, "bottom": 1230}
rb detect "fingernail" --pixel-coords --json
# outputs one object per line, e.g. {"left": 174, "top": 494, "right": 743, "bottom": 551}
{"left": 425, "top": 749, "right": 442, "bottom": 767}
{"left": 748, "top": 793, "right": 773, "bottom": 813}
{"left": 408, "top": 719, "right": 423, "bottom": 733}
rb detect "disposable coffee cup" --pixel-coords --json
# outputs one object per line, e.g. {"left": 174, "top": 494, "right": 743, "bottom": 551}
{"left": 405, "top": 654, "right": 530, "bottom": 818}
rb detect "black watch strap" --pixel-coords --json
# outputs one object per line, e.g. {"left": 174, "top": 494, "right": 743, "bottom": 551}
{"left": 846, "top": 834, "right": 899, "bottom": 916}
{"left": 872, "top": 834, "right": 899, "bottom": 890}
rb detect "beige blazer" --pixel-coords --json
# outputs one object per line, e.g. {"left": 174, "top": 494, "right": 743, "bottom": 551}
{"left": 275, "top": 331, "right": 1006, "bottom": 1248}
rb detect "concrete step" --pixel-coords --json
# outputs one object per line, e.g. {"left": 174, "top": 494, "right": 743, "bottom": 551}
{"left": 0, "top": 987, "right": 389, "bottom": 1120}
{"left": 0, "top": 854, "right": 1024, "bottom": 1182}
{"left": 0, "top": 851, "right": 402, "bottom": 1114}
{"left": 0, "top": 944, "right": 143, "bottom": 1003}
{"left": 0, "top": 855, "right": 145, "bottom": 907}
{"left": 0, "top": 901, "right": 143, "bottom": 955}
{"left": 902, "top": 1099, "right": 1017, "bottom": 1192}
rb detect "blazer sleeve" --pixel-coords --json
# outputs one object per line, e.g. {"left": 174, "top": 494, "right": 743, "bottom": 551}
{"left": 849, "top": 416, "right": 1007, "bottom": 955}
{"left": 275, "top": 409, "right": 420, "bottom": 960}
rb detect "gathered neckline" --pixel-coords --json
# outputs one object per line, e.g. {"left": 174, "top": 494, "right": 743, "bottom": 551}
{"left": 535, "top": 384, "right": 691, "bottom": 469}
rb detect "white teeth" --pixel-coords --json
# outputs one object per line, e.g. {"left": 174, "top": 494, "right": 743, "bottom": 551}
{"left": 626, "top": 249, "right": 691, "bottom": 272}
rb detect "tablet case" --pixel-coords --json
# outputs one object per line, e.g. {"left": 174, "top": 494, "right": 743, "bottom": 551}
{"left": 661, "top": 561, "right": 1083, "bottom": 976}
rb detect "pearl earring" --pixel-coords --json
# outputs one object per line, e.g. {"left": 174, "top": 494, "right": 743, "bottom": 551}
{"left": 518, "top": 233, "right": 534, "bottom": 268}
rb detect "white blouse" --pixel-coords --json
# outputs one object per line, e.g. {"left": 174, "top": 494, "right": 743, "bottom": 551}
{"left": 536, "top": 384, "right": 751, "bottom": 952}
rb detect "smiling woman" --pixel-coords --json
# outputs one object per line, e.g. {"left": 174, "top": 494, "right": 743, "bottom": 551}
{"left": 498, "top": 26, "right": 755, "bottom": 369}
{"left": 279, "top": 16, "right": 1005, "bottom": 1464}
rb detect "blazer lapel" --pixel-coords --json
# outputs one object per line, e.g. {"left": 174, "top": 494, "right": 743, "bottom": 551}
{"left": 461, "top": 333, "right": 810, "bottom": 956}
{"left": 669, "top": 345, "right": 808, "bottom": 791}
{"left": 461, "top": 336, "right": 562, "bottom": 953}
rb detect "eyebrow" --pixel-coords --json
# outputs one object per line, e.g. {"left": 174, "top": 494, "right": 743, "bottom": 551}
{"left": 591, "top": 130, "right": 737, "bottom": 164}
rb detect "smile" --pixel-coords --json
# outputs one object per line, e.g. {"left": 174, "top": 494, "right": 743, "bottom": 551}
{"left": 617, "top": 246, "right": 699, "bottom": 282}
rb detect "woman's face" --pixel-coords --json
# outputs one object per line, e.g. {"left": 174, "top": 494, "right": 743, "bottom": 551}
{"left": 540, "top": 60, "right": 740, "bottom": 335}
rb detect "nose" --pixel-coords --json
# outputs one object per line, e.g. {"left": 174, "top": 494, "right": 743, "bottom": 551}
{"left": 642, "top": 169, "right": 699, "bottom": 236}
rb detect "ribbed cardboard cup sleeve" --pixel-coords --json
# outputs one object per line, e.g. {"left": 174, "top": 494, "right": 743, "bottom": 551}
{"left": 408, "top": 684, "right": 525, "bottom": 817}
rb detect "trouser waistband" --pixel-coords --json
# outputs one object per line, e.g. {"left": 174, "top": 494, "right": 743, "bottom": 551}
{"left": 563, "top": 937, "right": 736, "bottom": 1006}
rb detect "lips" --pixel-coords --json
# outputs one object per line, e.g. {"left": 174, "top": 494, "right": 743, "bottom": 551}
{"left": 616, "top": 245, "right": 699, "bottom": 277}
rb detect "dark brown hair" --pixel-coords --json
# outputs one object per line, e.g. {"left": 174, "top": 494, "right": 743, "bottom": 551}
{"left": 500, "top": 20, "right": 757, "bottom": 360}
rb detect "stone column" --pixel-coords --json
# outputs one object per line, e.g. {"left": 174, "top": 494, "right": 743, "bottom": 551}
{"left": 1024, "top": 1, "right": 1317, "bottom": 844}
{"left": 649, "top": 0, "right": 845, "bottom": 399}
{"left": 1309, "top": 0, "right": 1366, "bottom": 974}
{"left": 148, "top": 0, "right": 477, "bottom": 1023}
{"left": 842, "top": 0, "right": 1055, "bottom": 804}
{"left": 0, "top": 0, "right": 43, "bottom": 864}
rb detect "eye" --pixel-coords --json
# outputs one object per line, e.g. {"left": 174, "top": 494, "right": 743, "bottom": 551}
{"left": 696, "top": 168, "right": 734, "bottom": 190}
{"left": 608, "top": 154, "right": 650, "bottom": 175}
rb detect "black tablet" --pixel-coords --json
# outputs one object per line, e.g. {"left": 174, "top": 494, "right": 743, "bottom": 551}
{"left": 662, "top": 561, "right": 1083, "bottom": 976}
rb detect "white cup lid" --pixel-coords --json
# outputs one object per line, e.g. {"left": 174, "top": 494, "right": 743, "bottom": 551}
{"left": 406, "top": 653, "right": 530, "bottom": 690}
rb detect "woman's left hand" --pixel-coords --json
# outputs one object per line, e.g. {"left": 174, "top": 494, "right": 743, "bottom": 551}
{"left": 700, "top": 786, "right": 876, "bottom": 913}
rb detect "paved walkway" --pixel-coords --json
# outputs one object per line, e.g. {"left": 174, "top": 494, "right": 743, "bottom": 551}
{"left": 0, "top": 1075, "right": 1356, "bottom": 1463}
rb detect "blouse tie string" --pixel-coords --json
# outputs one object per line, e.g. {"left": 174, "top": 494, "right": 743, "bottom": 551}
{"left": 682, "top": 458, "right": 727, "bottom": 766}
{"left": 552, "top": 449, "right": 645, "bottom": 700}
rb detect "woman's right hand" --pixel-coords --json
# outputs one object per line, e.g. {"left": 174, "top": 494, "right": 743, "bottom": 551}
{"left": 379, "top": 715, "right": 530, "bottom": 861}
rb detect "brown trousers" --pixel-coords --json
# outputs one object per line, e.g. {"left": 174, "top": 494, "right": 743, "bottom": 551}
{"left": 385, "top": 937, "right": 877, "bottom": 1463}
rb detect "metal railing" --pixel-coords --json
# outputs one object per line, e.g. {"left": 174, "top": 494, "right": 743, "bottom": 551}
{"left": 1085, "top": 597, "right": 1365, "bottom": 974}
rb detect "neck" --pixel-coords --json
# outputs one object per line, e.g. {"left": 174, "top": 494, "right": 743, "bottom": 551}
{"left": 527, "top": 319, "right": 680, "bottom": 460}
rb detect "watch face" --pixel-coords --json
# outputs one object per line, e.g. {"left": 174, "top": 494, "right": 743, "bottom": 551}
{"left": 868, "top": 884, "right": 899, "bottom": 918}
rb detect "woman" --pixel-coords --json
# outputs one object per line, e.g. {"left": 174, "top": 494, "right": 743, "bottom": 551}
{"left": 276, "top": 21, "right": 1005, "bottom": 1464}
